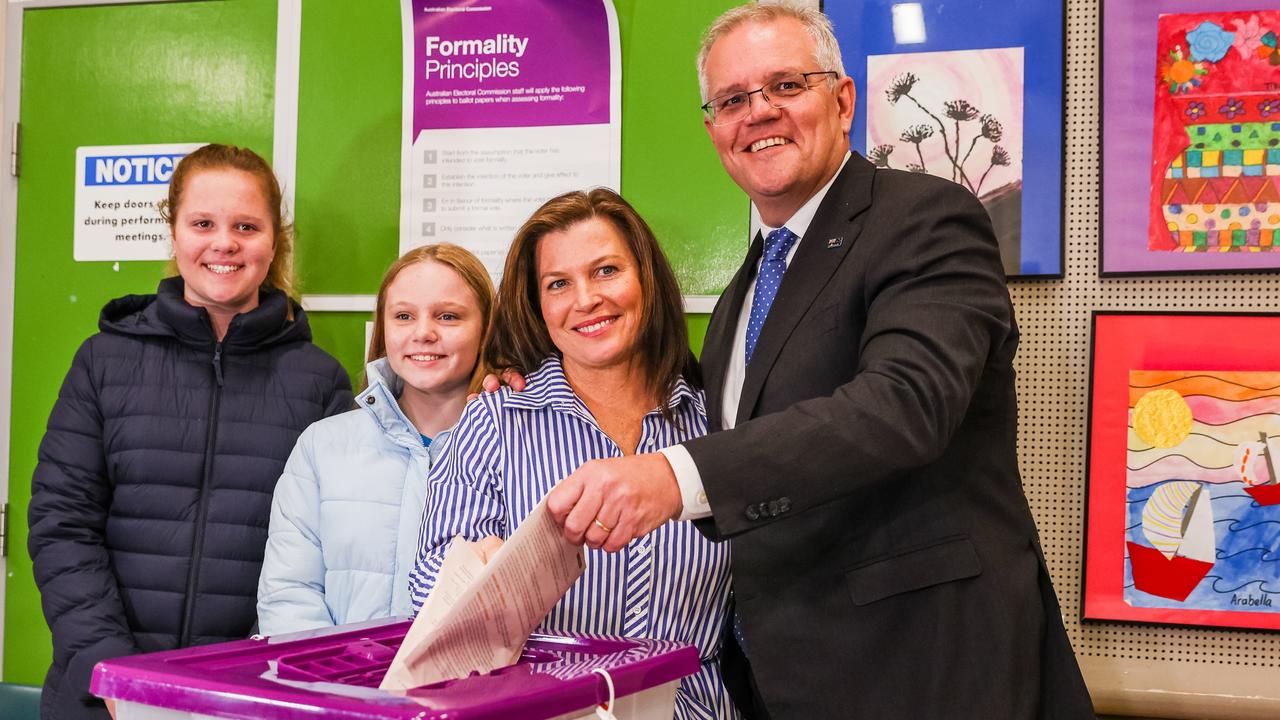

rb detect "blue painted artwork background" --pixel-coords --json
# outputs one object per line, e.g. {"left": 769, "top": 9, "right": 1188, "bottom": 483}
{"left": 1125, "top": 481, "right": 1280, "bottom": 611}
{"left": 825, "top": 0, "right": 1064, "bottom": 276}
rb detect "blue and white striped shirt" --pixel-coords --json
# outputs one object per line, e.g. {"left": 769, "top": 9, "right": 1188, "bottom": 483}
{"left": 409, "top": 355, "right": 737, "bottom": 720}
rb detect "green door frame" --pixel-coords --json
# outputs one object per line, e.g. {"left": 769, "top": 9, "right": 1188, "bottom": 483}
{"left": 0, "top": 0, "right": 302, "bottom": 678}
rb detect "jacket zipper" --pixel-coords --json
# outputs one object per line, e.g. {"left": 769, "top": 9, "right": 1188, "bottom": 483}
{"left": 179, "top": 340, "right": 224, "bottom": 646}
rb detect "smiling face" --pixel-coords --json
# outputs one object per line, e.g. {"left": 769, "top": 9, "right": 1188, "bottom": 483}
{"left": 702, "top": 17, "right": 856, "bottom": 226}
{"left": 383, "top": 259, "right": 485, "bottom": 402}
{"left": 536, "top": 217, "right": 644, "bottom": 378}
{"left": 171, "top": 168, "right": 276, "bottom": 323}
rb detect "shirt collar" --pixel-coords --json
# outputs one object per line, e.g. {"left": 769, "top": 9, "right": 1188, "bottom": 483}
{"left": 501, "top": 356, "right": 579, "bottom": 411}
{"left": 505, "top": 354, "right": 703, "bottom": 417}
{"left": 750, "top": 151, "right": 852, "bottom": 243}
{"left": 663, "top": 374, "right": 704, "bottom": 418}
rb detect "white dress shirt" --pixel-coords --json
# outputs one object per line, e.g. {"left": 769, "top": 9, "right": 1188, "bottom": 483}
{"left": 662, "top": 153, "right": 851, "bottom": 520}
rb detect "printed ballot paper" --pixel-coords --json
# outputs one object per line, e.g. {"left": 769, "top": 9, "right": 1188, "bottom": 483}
{"left": 380, "top": 498, "right": 586, "bottom": 691}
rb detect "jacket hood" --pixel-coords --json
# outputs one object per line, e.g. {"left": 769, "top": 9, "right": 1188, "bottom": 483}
{"left": 99, "top": 276, "right": 312, "bottom": 351}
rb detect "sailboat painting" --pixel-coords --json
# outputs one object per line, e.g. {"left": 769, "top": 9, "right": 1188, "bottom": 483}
{"left": 1125, "top": 370, "right": 1280, "bottom": 613}
{"left": 1083, "top": 313, "right": 1280, "bottom": 630}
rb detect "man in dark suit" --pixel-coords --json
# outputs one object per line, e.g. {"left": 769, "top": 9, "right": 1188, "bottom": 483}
{"left": 546, "top": 2, "right": 1093, "bottom": 717}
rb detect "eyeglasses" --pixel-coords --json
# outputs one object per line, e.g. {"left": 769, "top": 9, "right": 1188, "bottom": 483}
{"left": 701, "top": 71, "right": 839, "bottom": 126}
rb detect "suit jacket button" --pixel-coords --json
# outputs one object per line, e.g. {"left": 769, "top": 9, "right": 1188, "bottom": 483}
{"left": 778, "top": 497, "right": 791, "bottom": 513}
{"left": 745, "top": 505, "right": 760, "bottom": 521}
{"left": 767, "top": 500, "right": 780, "bottom": 516}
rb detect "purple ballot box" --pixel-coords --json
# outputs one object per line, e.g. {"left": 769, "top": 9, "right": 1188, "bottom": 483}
{"left": 90, "top": 618, "right": 699, "bottom": 720}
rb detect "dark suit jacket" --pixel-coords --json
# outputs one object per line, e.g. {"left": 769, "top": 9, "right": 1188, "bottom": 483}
{"left": 685, "top": 155, "right": 1093, "bottom": 719}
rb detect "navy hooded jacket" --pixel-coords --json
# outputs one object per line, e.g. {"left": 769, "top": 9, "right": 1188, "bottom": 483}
{"left": 29, "top": 277, "right": 352, "bottom": 719}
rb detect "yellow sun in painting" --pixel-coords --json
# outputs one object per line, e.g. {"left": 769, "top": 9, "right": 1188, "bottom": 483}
{"left": 1133, "top": 388, "right": 1194, "bottom": 448}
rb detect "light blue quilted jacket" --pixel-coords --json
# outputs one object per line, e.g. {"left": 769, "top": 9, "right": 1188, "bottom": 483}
{"left": 256, "top": 358, "right": 450, "bottom": 635}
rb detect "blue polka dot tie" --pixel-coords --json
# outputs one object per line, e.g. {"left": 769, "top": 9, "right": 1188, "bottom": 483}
{"left": 745, "top": 227, "right": 798, "bottom": 364}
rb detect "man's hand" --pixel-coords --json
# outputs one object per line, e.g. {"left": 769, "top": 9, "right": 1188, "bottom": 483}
{"left": 546, "top": 453, "right": 682, "bottom": 552}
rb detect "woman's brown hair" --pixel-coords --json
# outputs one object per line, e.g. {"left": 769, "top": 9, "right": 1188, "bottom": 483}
{"left": 366, "top": 243, "right": 497, "bottom": 394}
{"left": 158, "top": 143, "right": 298, "bottom": 312}
{"left": 487, "top": 188, "right": 698, "bottom": 406}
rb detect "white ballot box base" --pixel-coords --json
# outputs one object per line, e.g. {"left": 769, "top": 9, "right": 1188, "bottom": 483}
{"left": 116, "top": 699, "right": 217, "bottom": 720}
{"left": 552, "top": 679, "right": 680, "bottom": 720}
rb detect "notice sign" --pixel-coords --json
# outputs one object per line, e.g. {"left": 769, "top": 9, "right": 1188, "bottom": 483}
{"left": 74, "top": 143, "right": 204, "bottom": 261}
{"left": 400, "top": 0, "right": 621, "bottom": 279}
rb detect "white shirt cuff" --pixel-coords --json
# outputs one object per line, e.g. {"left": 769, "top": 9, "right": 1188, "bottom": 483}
{"left": 659, "top": 445, "right": 712, "bottom": 520}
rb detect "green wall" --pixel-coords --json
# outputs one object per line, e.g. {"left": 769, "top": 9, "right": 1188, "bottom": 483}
{"left": 4, "top": 0, "right": 278, "bottom": 685}
{"left": 5, "top": 0, "right": 744, "bottom": 684}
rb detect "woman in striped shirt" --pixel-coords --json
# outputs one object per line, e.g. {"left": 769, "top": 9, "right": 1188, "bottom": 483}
{"left": 409, "top": 188, "right": 737, "bottom": 719}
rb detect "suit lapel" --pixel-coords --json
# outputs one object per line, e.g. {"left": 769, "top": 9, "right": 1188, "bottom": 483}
{"left": 702, "top": 229, "right": 763, "bottom": 430}
{"left": 736, "top": 155, "right": 876, "bottom": 425}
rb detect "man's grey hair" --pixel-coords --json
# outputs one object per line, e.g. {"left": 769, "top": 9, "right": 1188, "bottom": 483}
{"left": 696, "top": 1, "right": 847, "bottom": 102}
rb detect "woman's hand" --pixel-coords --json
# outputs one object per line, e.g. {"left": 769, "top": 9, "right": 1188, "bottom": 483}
{"left": 474, "top": 535, "right": 504, "bottom": 562}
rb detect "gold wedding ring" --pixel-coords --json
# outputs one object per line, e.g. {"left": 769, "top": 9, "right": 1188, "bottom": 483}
{"left": 593, "top": 519, "right": 613, "bottom": 534}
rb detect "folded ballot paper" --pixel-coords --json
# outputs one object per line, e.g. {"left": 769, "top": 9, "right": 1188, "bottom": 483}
{"left": 380, "top": 498, "right": 587, "bottom": 691}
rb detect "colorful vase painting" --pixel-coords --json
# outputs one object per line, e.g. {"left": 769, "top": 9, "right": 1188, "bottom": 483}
{"left": 1152, "top": 11, "right": 1280, "bottom": 253}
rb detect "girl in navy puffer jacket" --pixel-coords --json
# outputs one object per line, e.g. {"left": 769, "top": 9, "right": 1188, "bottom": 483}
{"left": 257, "top": 244, "right": 494, "bottom": 635}
{"left": 29, "top": 145, "right": 352, "bottom": 720}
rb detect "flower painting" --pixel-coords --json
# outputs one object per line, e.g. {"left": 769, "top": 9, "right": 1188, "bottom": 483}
{"left": 1159, "top": 44, "right": 1209, "bottom": 95}
{"left": 827, "top": 0, "right": 1063, "bottom": 278}
{"left": 867, "top": 48, "right": 1024, "bottom": 274}
{"left": 1084, "top": 312, "right": 1280, "bottom": 631}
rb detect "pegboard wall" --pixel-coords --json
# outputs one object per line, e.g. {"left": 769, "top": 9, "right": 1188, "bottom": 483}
{"left": 1018, "top": 1, "right": 1280, "bottom": 716}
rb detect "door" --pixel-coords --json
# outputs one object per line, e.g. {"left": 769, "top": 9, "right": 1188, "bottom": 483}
{"left": 1, "top": 0, "right": 277, "bottom": 685}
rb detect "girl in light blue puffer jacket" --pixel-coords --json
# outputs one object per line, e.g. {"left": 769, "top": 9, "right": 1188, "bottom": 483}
{"left": 257, "top": 244, "right": 494, "bottom": 635}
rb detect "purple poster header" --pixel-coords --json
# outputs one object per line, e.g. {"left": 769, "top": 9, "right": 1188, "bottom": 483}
{"left": 411, "top": 0, "right": 612, "bottom": 131}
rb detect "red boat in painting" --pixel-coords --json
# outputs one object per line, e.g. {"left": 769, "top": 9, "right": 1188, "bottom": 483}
{"left": 1127, "top": 541, "right": 1214, "bottom": 601}
{"left": 1245, "top": 484, "right": 1280, "bottom": 506}
{"left": 1128, "top": 480, "right": 1215, "bottom": 602}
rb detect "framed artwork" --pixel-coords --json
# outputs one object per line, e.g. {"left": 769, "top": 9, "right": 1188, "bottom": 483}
{"left": 1102, "top": 1, "right": 1280, "bottom": 275}
{"left": 1083, "top": 312, "right": 1280, "bottom": 631}
{"left": 826, "top": 0, "right": 1065, "bottom": 278}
